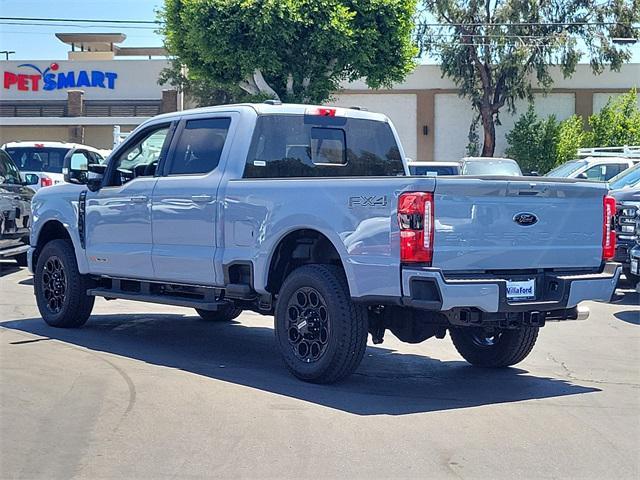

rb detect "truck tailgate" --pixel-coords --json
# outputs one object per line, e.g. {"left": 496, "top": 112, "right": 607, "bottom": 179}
{"left": 432, "top": 177, "right": 606, "bottom": 272}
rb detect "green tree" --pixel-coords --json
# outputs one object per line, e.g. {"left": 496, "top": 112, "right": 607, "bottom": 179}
{"left": 417, "top": 0, "right": 639, "bottom": 157}
{"left": 160, "top": 0, "right": 418, "bottom": 106}
{"left": 505, "top": 105, "right": 559, "bottom": 174}
{"left": 556, "top": 115, "right": 587, "bottom": 166}
{"left": 587, "top": 89, "right": 640, "bottom": 147}
{"left": 506, "top": 108, "right": 589, "bottom": 173}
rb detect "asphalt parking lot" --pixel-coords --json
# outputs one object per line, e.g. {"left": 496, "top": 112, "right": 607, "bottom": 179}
{"left": 0, "top": 262, "right": 638, "bottom": 479}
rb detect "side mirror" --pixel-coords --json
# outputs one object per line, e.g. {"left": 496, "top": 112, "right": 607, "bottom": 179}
{"left": 22, "top": 173, "right": 39, "bottom": 186}
{"left": 529, "top": 171, "right": 540, "bottom": 177}
{"left": 576, "top": 172, "right": 588, "bottom": 180}
{"left": 63, "top": 154, "right": 89, "bottom": 185}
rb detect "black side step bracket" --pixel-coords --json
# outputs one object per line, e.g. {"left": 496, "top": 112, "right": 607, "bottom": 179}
{"left": 87, "top": 288, "right": 223, "bottom": 310}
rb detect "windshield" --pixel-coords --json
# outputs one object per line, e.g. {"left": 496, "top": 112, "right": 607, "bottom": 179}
{"left": 409, "top": 165, "right": 458, "bottom": 176}
{"left": 546, "top": 160, "right": 587, "bottom": 178}
{"left": 5, "top": 147, "right": 70, "bottom": 174}
{"left": 609, "top": 163, "right": 640, "bottom": 190}
{"left": 462, "top": 160, "right": 521, "bottom": 176}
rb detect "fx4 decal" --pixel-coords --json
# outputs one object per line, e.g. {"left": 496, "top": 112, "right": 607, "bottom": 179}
{"left": 349, "top": 195, "right": 388, "bottom": 208}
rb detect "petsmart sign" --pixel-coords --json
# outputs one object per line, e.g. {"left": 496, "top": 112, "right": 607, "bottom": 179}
{"left": 3, "top": 63, "right": 118, "bottom": 92}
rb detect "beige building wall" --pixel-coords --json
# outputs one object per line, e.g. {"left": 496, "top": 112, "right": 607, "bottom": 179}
{"left": 0, "top": 126, "right": 70, "bottom": 146}
{"left": 0, "top": 125, "right": 136, "bottom": 150}
{"left": 433, "top": 93, "right": 575, "bottom": 161}
{"left": 330, "top": 93, "right": 418, "bottom": 159}
{"left": 338, "top": 64, "right": 640, "bottom": 161}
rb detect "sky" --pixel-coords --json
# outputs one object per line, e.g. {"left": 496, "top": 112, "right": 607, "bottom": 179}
{"left": 0, "top": 0, "right": 164, "bottom": 60}
{"left": 0, "top": 0, "right": 638, "bottom": 62}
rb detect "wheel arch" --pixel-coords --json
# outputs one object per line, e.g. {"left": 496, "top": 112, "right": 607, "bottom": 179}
{"left": 264, "top": 228, "right": 352, "bottom": 297}
{"left": 32, "top": 219, "right": 87, "bottom": 273}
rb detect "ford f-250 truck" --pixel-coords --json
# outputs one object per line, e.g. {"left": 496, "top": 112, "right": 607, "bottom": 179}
{"left": 28, "top": 103, "right": 620, "bottom": 383}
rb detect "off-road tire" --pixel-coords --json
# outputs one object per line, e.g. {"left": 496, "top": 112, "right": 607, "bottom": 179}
{"left": 35, "top": 239, "right": 94, "bottom": 328}
{"left": 14, "top": 252, "right": 28, "bottom": 267}
{"left": 195, "top": 304, "right": 242, "bottom": 322}
{"left": 450, "top": 326, "right": 539, "bottom": 367}
{"left": 621, "top": 267, "right": 639, "bottom": 286}
{"left": 274, "top": 264, "right": 368, "bottom": 384}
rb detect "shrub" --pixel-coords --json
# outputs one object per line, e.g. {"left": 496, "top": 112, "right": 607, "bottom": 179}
{"left": 587, "top": 89, "right": 640, "bottom": 147}
{"left": 505, "top": 106, "right": 560, "bottom": 174}
{"left": 556, "top": 115, "right": 588, "bottom": 166}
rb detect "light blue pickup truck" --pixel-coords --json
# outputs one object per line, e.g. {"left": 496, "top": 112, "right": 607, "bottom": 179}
{"left": 28, "top": 103, "right": 621, "bottom": 383}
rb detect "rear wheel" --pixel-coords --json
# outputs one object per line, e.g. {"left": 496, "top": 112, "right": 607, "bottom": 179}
{"left": 450, "top": 326, "right": 539, "bottom": 367}
{"left": 34, "top": 239, "right": 94, "bottom": 328}
{"left": 274, "top": 264, "right": 368, "bottom": 384}
{"left": 621, "top": 267, "right": 639, "bottom": 286}
{"left": 195, "top": 304, "right": 242, "bottom": 322}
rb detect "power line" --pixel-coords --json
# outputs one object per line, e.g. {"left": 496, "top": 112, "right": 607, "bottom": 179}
{"left": 1, "top": 16, "right": 637, "bottom": 28}
{"left": 0, "top": 21, "right": 158, "bottom": 30}
{"left": 0, "top": 16, "right": 158, "bottom": 24}
{"left": 418, "top": 21, "right": 638, "bottom": 28}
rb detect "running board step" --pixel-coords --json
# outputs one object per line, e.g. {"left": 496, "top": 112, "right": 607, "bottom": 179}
{"left": 224, "top": 283, "right": 254, "bottom": 299}
{"left": 87, "top": 288, "right": 223, "bottom": 310}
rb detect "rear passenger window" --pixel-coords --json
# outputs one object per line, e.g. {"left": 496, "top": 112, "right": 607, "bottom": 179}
{"left": 169, "top": 118, "right": 231, "bottom": 175}
{"left": 244, "top": 115, "right": 404, "bottom": 178}
{"left": 310, "top": 128, "right": 346, "bottom": 165}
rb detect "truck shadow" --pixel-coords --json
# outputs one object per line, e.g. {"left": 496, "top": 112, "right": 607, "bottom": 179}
{"left": 1, "top": 313, "right": 599, "bottom": 416}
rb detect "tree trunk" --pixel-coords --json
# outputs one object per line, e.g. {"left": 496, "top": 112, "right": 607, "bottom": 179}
{"left": 480, "top": 108, "right": 496, "bottom": 157}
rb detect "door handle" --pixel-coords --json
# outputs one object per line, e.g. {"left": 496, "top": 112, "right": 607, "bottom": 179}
{"left": 130, "top": 195, "right": 148, "bottom": 203}
{"left": 191, "top": 194, "right": 212, "bottom": 203}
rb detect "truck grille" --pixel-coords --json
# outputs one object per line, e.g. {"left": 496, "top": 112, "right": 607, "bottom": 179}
{"left": 615, "top": 202, "right": 639, "bottom": 241}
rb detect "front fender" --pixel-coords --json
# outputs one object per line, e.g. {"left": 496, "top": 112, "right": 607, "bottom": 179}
{"left": 31, "top": 186, "right": 88, "bottom": 274}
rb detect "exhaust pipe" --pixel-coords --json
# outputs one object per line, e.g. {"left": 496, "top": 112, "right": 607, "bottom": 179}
{"left": 576, "top": 305, "right": 590, "bottom": 321}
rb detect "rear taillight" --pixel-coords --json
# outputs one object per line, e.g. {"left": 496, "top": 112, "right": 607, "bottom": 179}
{"left": 398, "top": 192, "right": 434, "bottom": 263}
{"left": 602, "top": 195, "right": 616, "bottom": 260}
{"left": 40, "top": 177, "right": 53, "bottom": 188}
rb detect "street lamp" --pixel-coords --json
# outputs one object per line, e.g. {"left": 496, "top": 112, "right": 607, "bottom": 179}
{"left": 0, "top": 50, "right": 16, "bottom": 60}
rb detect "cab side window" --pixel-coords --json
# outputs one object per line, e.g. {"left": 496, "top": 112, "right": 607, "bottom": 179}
{"left": 168, "top": 118, "right": 231, "bottom": 175}
{"left": 583, "top": 163, "right": 628, "bottom": 181}
{"left": 107, "top": 125, "right": 170, "bottom": 186}
{"left": 0, "top": 150, "right": 21, "bottom": 185}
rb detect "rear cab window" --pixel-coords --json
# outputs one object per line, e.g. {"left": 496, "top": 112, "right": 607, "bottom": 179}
{"left": 5, "top": 147, "right": 70, "bottom": 174}
{"left": 243, "top": 114, "right": 404, "bottom": 178}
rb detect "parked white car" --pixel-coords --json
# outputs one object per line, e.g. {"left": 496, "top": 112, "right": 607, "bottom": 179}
{"left": 546, "top": 157, "right": 638, "bottom": 182}
{"left": 1, "top": 141, "right": 105, "bottom": 191}
{"left": 460, "top": 157, "right": 523, "bottom": 176}
{"left": 408, "top": 161, "right": 461, "bottom": 176}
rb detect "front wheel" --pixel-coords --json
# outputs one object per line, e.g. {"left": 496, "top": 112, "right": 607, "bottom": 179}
{"left": 450, "top": 326, "right": 539, "bottom": 367}
{"left": 274, "top": 264, "right": 368, "bottom": 384}
{"left": 34, "top": 239, "right": 94, "bottom": 328}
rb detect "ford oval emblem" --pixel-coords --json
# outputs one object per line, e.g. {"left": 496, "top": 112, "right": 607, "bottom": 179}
{"left": 514, "top": 212, "right": 538, "bottom": 226}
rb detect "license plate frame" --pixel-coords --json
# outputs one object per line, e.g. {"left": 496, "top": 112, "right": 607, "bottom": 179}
{"left": 631, "top": 259, "right": 639, "bottom": 275}
{"left": 506, "top": 279, "right": 536, "bottom": 302}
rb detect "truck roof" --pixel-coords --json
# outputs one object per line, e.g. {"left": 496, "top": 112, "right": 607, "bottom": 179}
{"left": 152, "top": 102, "right": 391, "bottom": 123}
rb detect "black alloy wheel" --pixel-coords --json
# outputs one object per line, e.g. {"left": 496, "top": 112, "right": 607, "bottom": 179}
{"left": 41, "top": 256, "right": 67, "bottom": 314}
{"left": 285, "top": 286, "right": 331, "bottom": 363}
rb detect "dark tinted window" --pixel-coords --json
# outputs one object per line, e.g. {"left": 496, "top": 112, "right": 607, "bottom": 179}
{"left": 169, "top": 118, "right": 231, "bottom": 175}
{"left": 244, "top": 115, "right": 404, "bottom": 178}
{"left": 0, "top": 150, "right": 22, "bottom": 184}
{"left": 410, "top": 165, "right": 458, "bottom": 176}
{"left": 5, "top": 147, "right": 70, "bottom": 173}
{"left": 108, "top": 125, "right": 171, "bottom": 186}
